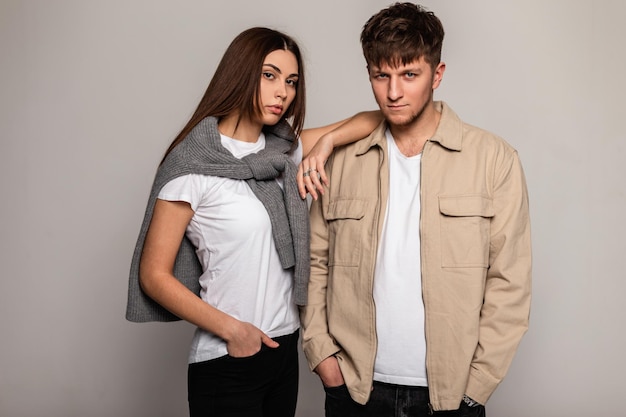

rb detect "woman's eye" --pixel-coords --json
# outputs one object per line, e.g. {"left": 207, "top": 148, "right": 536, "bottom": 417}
{"left": 286, "top": 79, "right": 298, "bottom": 86}
{"left": 263, "top": 72, "right": 275, "bottom": 79}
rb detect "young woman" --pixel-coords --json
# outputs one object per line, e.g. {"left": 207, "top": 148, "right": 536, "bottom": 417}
{"left": 126, "top": 27, "right": 380, "bottom": 416}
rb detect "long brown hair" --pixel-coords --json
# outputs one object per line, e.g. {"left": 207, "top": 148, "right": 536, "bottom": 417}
{"left": 161, "top": 27, "right": 306, "bottom": 164}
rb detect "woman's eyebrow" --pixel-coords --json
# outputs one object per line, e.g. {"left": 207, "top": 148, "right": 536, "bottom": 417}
{"left": 263, "top": 63, "right": 299, "bottom": 78}
{"left": 263, "top": 63, "right": 282, "bottom": 73}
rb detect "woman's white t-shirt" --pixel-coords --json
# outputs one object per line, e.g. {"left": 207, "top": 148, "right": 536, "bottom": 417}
{"left": 158, "top": 132, "right": 302, "bottom": 364}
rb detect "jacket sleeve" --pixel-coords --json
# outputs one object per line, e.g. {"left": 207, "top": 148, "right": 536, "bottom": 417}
{"left": 467, "top": 149, "right": 532, "bottom": 404}
{"left": 299, "top": 159, "right": 342, "bottom": 372}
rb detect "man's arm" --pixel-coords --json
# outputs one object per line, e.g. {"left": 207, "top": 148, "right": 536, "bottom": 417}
{"left": 466, "top": 150, "right": 532, "bottom": 404}
{"left": 299, "top": 158, "right": 345, "bottom": 384}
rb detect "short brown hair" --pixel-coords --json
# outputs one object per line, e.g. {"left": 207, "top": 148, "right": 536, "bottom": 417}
{"left": 360, "top": 2, "right": 444, "bottom": 70}
{"left": 162, "top": 27, "right": 306, "bottom": 163}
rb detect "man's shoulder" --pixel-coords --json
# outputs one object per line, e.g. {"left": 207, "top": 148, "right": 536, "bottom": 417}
{"left": 440, "top": 102, "right": 517, "bottom": 154}
{"left": 436, "top": 101, "right": 516, "bottom": 153}
{"left": 460, "top": 121, "right": 518, "bottom": 155}
{"left": 326, "top": 128, "right": 385, "bottom": 179}
{"left": 336, "top": 120, "right": 388, "bottom": 156}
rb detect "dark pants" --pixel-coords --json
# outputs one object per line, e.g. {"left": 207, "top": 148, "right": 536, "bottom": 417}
{"left": 188, "top": 329, "right": 299, "bottom": 417}
{"left": 324, "top": 381, "right": 486, "bottom": 417}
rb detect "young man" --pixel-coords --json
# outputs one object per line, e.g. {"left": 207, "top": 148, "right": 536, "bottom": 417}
{"left": 299, "top": 3, "right": 532, "bottom": 416}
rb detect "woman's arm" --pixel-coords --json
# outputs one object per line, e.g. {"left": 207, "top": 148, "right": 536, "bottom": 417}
{"left": 298, "top": 110, "right": 383, "bottom": 199}
{"left": 139, "top": 199, "right": 279, "bottom": 356}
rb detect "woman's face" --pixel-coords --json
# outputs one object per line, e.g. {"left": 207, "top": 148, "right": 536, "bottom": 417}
{"left": 257, "top": 49, "right": 299, "bottom": 126}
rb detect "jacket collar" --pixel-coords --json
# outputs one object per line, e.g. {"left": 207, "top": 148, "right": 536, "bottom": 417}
{"left": 355, "top": 120, "right": 388, "bottom": 156}
{"left": 355, "top": 101, "right": 463, "bottom": 155}
{"left": 430, "top": 101, "right": 463, "bottom": 151}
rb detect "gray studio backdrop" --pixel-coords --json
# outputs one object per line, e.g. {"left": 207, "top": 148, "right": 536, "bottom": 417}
{"left": 1, "top": 0, "right": 624, "bottom": 416}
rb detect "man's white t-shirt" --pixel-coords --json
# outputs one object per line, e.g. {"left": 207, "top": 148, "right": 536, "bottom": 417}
{"left": 158, "top": 132, "right": 302, "bottom": 364}
{"left": 373, "top": 129, "right": 428, "bottom": 386}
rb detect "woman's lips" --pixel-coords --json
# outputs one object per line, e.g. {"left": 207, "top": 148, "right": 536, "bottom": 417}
{"left": 267, "top": 105, "right": 283, "bottom": 115}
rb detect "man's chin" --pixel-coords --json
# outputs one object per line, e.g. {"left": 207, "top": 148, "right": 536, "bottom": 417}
{"left": 383, "top": 113, "right": 415, "bottom": 127}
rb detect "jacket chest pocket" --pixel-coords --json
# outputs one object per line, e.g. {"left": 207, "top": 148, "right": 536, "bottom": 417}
{"left": 438, "top": 195, "right": 494, "bottom": 268}
{"left": 325, "top": 199, "right": 367, "bottom": 267}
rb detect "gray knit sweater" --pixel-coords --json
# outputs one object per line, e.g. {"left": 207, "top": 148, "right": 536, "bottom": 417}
{"left": 126, "top": 117, "right": 310, "bottom": 322}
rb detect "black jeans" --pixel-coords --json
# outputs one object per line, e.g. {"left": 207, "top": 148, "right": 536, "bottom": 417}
{"left": 188, "top": 329, "right": 299, "bottom": 417}
{"left": 324, "top": 381, "right": 486, "bottom": 417}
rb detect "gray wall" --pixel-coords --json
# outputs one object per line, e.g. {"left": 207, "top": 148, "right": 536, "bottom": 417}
{"left": 1, "top": 1, "right": 624, "bottom": 416}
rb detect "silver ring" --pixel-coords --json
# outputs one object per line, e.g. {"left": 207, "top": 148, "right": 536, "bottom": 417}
{"left": 303, "top": 171, "right": 311, "bottom": 177}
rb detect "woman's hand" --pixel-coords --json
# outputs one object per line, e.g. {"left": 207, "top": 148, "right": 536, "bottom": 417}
{"left": 297, "top": 134, "right": 333, "bottom": 200}
{"left": 225, "top": 320, "right": 279, "bottom": 358}
{"left": 298, "top": 110, "right": 382, "bottom": 200}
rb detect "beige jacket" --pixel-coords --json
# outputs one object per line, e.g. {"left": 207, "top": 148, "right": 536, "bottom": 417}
{"left": 300, "top": 102, "right": 531, "bottom": 411}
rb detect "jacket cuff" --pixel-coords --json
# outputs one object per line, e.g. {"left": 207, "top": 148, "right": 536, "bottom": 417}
{"left": 302, "top": 334, "right": 341, "bottom": 372}
{"left": 465, "top": 366, "right": 500, "bottom": 405}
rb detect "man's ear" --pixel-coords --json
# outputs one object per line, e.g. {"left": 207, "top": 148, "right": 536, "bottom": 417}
{"left": 432, "top": 62, "right": 446, "bottom": 88}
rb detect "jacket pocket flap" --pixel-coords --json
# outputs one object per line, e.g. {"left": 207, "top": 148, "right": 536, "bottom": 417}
{"left": 326, "top": 199, "right": 366, "bottom": 220}
{"left": 439, "top": 195, "right": 494, "bottom": 217}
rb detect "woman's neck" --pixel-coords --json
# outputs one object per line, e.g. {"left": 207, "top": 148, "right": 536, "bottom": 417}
{"left": 217, "top": 113, "right": 263, "bottom": 143}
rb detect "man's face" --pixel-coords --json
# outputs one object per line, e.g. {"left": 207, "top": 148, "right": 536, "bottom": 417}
{"left": 368, "top": 56, "right": 444, "bottom": 128}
